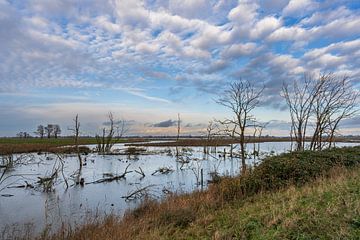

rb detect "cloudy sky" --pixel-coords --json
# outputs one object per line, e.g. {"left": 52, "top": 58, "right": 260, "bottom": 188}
{"left": 0, "top": 0, "right": 359, "bottom": 136}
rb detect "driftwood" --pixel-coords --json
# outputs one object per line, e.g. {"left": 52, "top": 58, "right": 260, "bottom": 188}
{"left": 151, "top": 167, "right": 174, "bottom": 176}
{"left": 37, "top": 171, "right": 57, "bottom": 184}
{"left": 134, "top": 167, "right": 145, "bottom": 179}
{"left": 87, "top": 164, "right": 132, "bottom": 184}
{"left": 121, "top": 184, "right": 156, "bottom": 201}
{"left": 1, "top": 194, "right": 14, "bottom": 197}
{"left": 37, "top": 171, "right": 58, "bottom": 192}
{"left": 7, "top": 181, "right": 34, "bottom": 189}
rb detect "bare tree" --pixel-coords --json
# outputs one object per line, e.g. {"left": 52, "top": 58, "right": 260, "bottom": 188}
{"left": 310, "top": 74, "right": 358, "bottom": 150}
{"left": 252, "top": 121, "right": 268, "bottom": 159}
{"left": 116, "top": 119, "right": 127, "bottom": 141}
{"left": 281, "top": 74, "right": 322, "bottom": 151}
{"left": 68, "top": 115, "right": 82, "bottom": 172}
{"left": 216, "top": 79, "right": 264, "bottom": 173}
{"left": 53, "top": 125, "right": 61, "bottom": 138}
{"left": 35, "top": 125, "right": 45, "bottom": 139}
{"left": 96, "top": 112, "right": 122, "bottom": 154}
{"left": 45, "top": 124, "right": 54, "bottom": 139}
{"left": 282, "top": 73, "right": 358, "bottom": 151}
{"left": 204, "top": 120, "right": 216, "bottom": 154}
{"left": 176, "top": 113, "right": 181, "bottom": 157}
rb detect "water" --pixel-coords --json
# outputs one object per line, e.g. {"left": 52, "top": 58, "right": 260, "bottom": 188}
{"left": 0, "top": 141, "right": 358, "bottom": 234}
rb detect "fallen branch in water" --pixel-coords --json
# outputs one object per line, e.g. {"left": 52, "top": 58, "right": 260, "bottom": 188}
{"left": 134, "top": 167, "right": 145, "bottom": 179}
{"left": 87, "top": 164, "right": 132, "bottom": 184}
{"left": 151, "top": 167, "right": 174, "bottom": 176}
{"left": 7, "top": 181, "right": 34, "bottom": 189}
{"left": 121, "top": 184, "right": 156, "bottom": 201}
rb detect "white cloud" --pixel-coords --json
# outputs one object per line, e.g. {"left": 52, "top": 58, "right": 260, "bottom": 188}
{"left": 300, "top": 6, "right": 353, "bottom": 26}
{"left": 267, "top": 26, "right": 307, "bottom": 42}
{"left": 0, "top": 0, "right": 360, "bottom": 135}
{"left": 221, "top": 42, "right": 258, "bottom": 59}
{"left": 282, "top": 0, "right": 318, "bottom": 17}
{"left": 168, "top": 0, "right": 211, "bottom": 19}
{"left": 250, "top": 16, "right": 282, "bottom": 39}
{"left": 228, "top": 1, "right": 259, "bottom": 24}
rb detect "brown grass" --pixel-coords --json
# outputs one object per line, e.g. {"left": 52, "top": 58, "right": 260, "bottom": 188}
{"left": 38, "top": 165, "right": 360, "bottom": 240}
{"left": 126, "top": 136, "right": 359, "bottom": 147}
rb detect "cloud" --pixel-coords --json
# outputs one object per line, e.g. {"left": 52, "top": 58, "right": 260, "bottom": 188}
{"left": 0, "top": 0, "right": 359, "bottom": 136}
{"left": 221, "top": 43, "right": 258, "bottom": 59}
{"left": 152, "top": 119, "right": 177, "bottom": 128}
{"left": 282, "top": 0, "right": 318, "bottom": 17}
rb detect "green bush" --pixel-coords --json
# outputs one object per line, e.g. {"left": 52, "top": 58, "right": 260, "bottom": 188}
{"left": 217, "top": 146, "right": 360, "bottom": 201}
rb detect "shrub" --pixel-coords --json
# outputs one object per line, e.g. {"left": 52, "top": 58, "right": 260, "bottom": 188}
{"left": 214, "top": 146, "right": 360, "bottom": 201}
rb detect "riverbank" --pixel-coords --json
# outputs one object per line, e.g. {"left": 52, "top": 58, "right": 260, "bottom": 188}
{"left": 0, "top": 137, "right": 148, "bottom": 155}
{"left": 2, "top": 136, "right": 359, "bottom": 155}
{"left": 28, "top": 146, "right": 360, "bottom": 239}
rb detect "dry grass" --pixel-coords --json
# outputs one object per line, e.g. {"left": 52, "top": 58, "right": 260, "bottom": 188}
{"left": 126, "top": 136, "right": 359, "bottom": 147}
{"left": 0, "top": 138, "right": 148, "bottom": 155}
{"left": 35, "top": 165, "right": 360, "bottom": 240}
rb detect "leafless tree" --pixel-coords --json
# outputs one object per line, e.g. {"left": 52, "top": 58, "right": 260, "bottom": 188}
{"left": 45, "top": 124, "right": 54, "bottom": 139}
{"left": 216, "top": 79, "right": 264, "bottom": 173}
{"left": 68, "top": 115, "right": 82, "bottom": 173}
{"left": 116, "top": 119, "right": 127, "bottom": 141}
{"left": 309, "top": 74, "right": 358, "bottom": 150}
{"left": 96, "top": 112, "right": 122, "bottom": 154}
{"left": 53, "top": 125, "right": 61, "bottom": 138}
{"left": 252, "top": 121, "right": 268, "bottom": 159}
{"left": 282, "top": 73, "right": 358, "bottom": 151}
{"left": 35, "top": 125, "right": 45, "bottom": 139}
{"left": 281, "top": 74, "right": 322, "bottom": 151}
{"left": 176, "top": 113, "right": 181, "bottom": 157}
{"left": 203, "top": 120, "right": 216, "bottom": 154}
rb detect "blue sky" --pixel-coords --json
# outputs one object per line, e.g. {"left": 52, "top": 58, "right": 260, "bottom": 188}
{"left": 0, "top": 0, "right": 359, "bottom": 136}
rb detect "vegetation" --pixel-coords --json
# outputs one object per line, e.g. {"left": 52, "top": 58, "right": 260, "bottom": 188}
{"left": 282, "top": 73, "right": 358, "bottom": 151}
{"left": 216, "top": 79, "right": 264, "bottom": 172}
{"left": 0, "top": 137, "right": 146, "bottom": 155}
{"left": 10, "top": 145, "right": 357, "bottom": 240}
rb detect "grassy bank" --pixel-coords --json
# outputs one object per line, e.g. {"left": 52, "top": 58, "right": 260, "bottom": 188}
{"left": 26, "top": 146, "right": 359, "bottom": 240}
{"left": 0, "top": 137, "right": 148, "bottom": 155}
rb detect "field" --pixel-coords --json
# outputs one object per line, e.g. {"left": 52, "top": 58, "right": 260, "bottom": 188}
{"left": 1, "top": 136, "right": 358, "bottom": 155}
{"left": 0, "top": 137, "right": 148, "bottom": 154}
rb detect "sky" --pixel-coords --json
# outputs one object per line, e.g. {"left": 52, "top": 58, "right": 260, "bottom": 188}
{"left": 0, "top": 0, "right": 359, "bottom": 137}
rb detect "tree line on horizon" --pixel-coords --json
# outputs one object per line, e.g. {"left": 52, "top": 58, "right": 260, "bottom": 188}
{"left": 16, "top": 124, "right": 62, "bottom": 139}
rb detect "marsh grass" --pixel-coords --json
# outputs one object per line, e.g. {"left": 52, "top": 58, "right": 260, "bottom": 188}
{"left": 0, "top": 138, "right": 147, "bottom": 155}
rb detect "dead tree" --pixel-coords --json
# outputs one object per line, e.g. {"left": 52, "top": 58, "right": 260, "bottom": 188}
{"left": 96, "top": 112, "right": 123, "bottom": 154}
{"left": 204, "top": 121, "right": 216, "bottom": 154}
{"left": 216, "top": 120, "right": 237, "bottom": 158}
{"left": 216, "top": 79, "right": 264, "bottom": 173}
{"left": 310, "top": 74, "right": 358, "bottom": 150}
{"left": 281, "top": 74, "right": 322, "bottom": 151}
{"left": 68, "top": 115, "right": 82, "bottom": 173}
{"left": 176, "top": 113, "right": 181, "bottom": 157}
{"left": 251, "top": 121, "right": 268, "bottom": 159}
